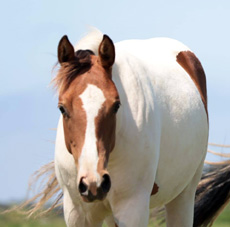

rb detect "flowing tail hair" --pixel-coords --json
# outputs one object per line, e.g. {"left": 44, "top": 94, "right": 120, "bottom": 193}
{"left": 4, "top": 161, "right": 63, "bottom": 218}
{"left": 193, "top": 144, "right": 230, "bottom": 227}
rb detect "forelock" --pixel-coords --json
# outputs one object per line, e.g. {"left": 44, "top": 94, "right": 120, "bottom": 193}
{"left": 53, "top": 50, "right": 95, "bottom": 93}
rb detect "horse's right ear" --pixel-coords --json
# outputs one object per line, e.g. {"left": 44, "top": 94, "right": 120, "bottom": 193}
{"left": 58, "top": 35, "right": 75, "bottom": 64}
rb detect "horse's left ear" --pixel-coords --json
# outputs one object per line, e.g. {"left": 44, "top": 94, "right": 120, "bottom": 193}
{"left": 98, "top": 35, "right": 115, "bottom": 69}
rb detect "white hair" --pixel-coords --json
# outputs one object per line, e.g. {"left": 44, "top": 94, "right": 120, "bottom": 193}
{"left": 74, "top": 27, "right": 103, "bottom": 55}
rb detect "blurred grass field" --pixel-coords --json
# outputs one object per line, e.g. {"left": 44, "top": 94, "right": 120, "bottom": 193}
{"left": 0, "top": 204, "right": 229, "bottom": 227}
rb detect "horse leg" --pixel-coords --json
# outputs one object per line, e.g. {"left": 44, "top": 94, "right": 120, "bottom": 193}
{"left": 164, "top": 158, "right": 205, "bottom": 227}
{"left": 63, "top": 191, "right": 103, "bottom": 227}
{"left": 111, "top": 193, "right": 150, "bottom": 227}
{"left": 105, "top": 215, "right": 117, "bottom": 227}
{"left": 62, "top": 190, "right": 85, "bottom": 227}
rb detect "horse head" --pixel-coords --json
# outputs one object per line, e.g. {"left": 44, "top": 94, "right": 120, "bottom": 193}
{"left": 55, "top": 35, "right": 120, "bottom": 202}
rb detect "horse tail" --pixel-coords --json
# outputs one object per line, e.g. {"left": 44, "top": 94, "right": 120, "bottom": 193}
{"left": 5, "top": 161, "right": 63, "bottom": 218}
{"left": 193, "top": 159, "right": 230, "bottom": 227}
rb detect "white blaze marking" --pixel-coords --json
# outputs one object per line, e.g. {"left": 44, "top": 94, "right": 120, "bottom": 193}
{"left": 78, "top": 84, "right": 105, "bottom": 185}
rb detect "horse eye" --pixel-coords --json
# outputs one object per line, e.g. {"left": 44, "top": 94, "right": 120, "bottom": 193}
{"left": 113, "top": 101, "right": 121, "bottom": 114}
{"left": 59, "top": 106, "right": 65, "bottom": 114}
{"left": 58, "top": 106, "right": 69, "bottom": 118}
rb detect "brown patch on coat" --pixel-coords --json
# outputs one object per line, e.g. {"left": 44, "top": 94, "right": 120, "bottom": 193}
{"left": 95, "top": 91, "right": 119, "bottom": 174}
{"left": 151, "top": 182, "right": 159, "bottom": 195}
{"left": 61, "top": 95, "right": 87, "bottom": 158}
{"left": 176, "top": 51, "right": 208, "bottom": 119}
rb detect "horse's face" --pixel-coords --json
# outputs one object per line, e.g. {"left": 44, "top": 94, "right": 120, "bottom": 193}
{"left": 56, "top": 35, "right": 119, "bottom": 202}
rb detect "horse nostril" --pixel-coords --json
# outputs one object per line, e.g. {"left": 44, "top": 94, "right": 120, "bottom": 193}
{"left": 101, "top": 174, "right": 111, "bottom": 193}
{"left": 79, "top": 178, "right": 88, "bottom": 195}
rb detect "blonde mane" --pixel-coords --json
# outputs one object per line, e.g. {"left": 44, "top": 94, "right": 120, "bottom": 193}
{"left": 74, "top": 28, "right": 103, "bottom": 55}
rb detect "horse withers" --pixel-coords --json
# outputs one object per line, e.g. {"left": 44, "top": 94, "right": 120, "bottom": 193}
{"left": 54, "top": 30, "right": 208, "bottom": 227}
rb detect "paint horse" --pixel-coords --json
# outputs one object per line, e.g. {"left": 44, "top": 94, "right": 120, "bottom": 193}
{"left": 54, "top": 30, "right": 208, "bottom": 227}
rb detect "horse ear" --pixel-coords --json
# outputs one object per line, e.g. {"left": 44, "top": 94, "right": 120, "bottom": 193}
{"left": 58, "top": 35, "right": 75, "bottom": 64}
{"left": 98, "top": 35, "right": 115, "bottom": 69}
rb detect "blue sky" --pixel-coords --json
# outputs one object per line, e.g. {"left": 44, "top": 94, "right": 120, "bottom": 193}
{"left": 0, "top": 0, "right": 230, "bottom": 202}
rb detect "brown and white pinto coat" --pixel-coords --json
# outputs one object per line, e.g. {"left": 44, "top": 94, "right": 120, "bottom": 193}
{"left": 54, "top": 30, "right": 208, "bottom": 227}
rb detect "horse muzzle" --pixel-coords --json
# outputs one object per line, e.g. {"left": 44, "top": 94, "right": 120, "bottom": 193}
{"left": 78, "top": 173, "right": 111, "bottom": 202}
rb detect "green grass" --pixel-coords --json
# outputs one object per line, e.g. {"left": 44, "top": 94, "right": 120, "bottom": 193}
{"left": 212, "top": 204, "right": 230, "bottom": 227}
{"left": 0, "top": 205, "right": 229, "bottom": 227}
{"left": 0, "top": 211, "right": 65, "bottom": 227}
